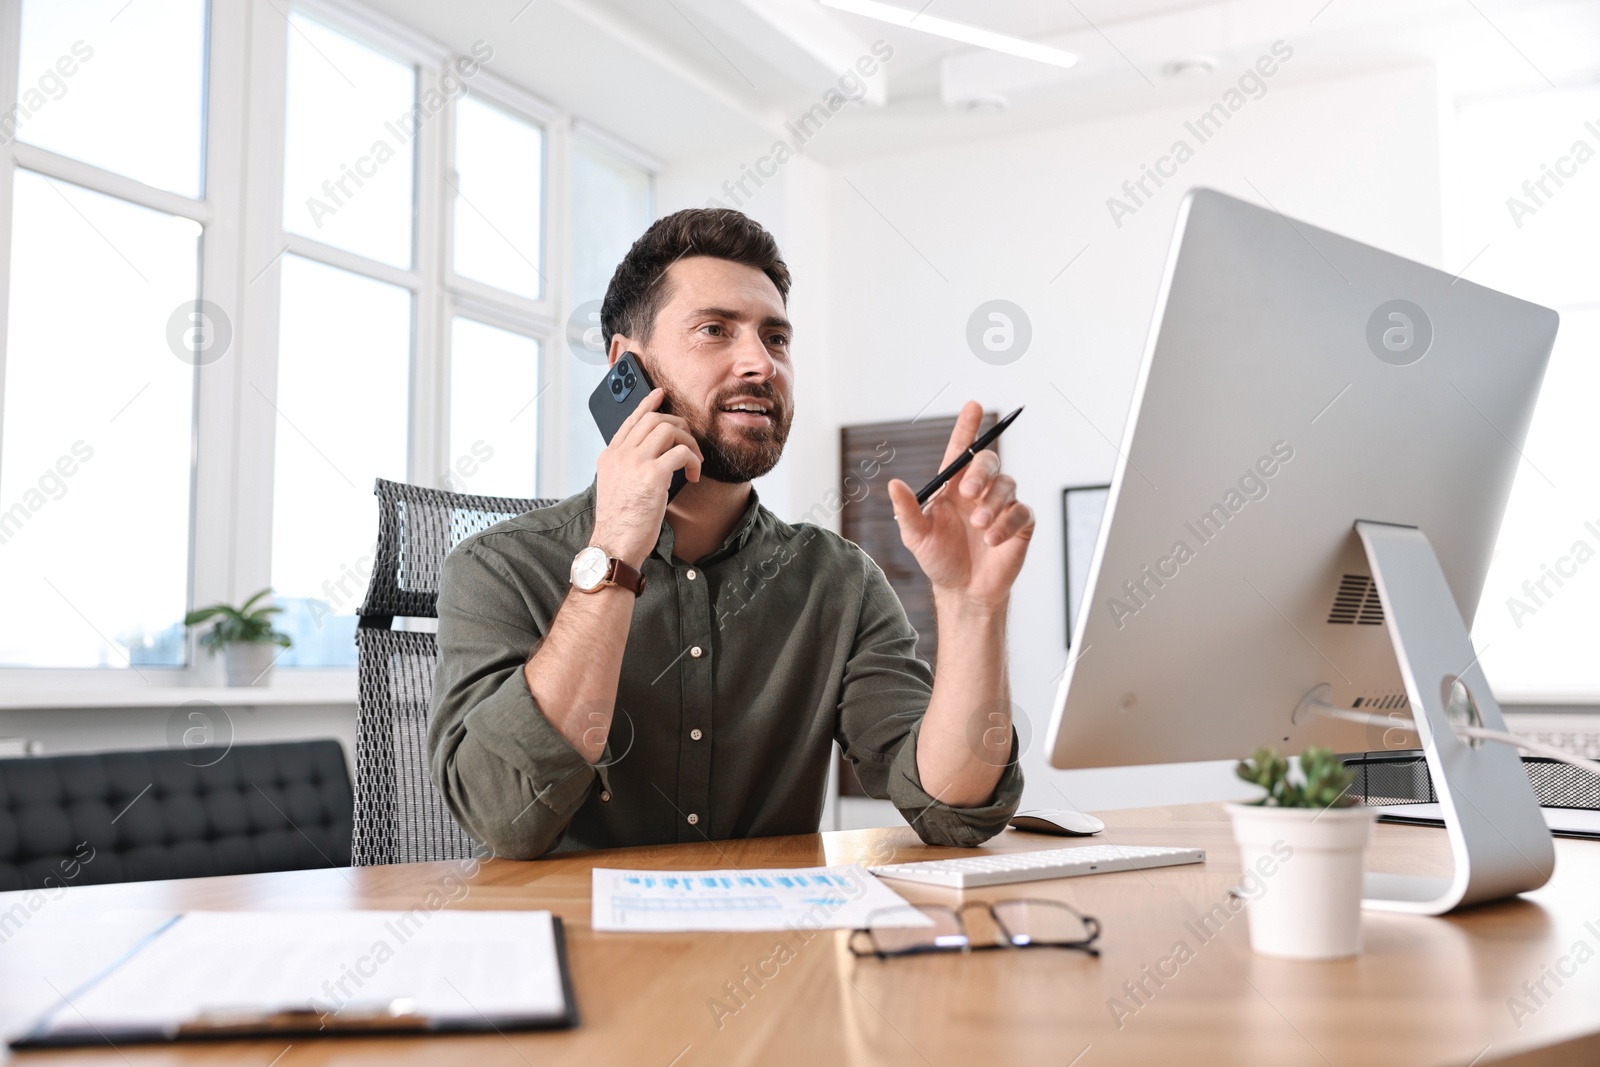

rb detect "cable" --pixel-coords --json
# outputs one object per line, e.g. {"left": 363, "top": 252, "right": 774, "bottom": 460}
{"left": 1310, "top": 703, "right": 1600, "bottom": 778}
{"left": 1455, "top": 725, "right": 1600, "bottom": 777}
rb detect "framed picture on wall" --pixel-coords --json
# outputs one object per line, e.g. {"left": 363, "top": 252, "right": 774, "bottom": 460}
{"left": 1062, "top": 484, "right": 1110, "bottom": 647}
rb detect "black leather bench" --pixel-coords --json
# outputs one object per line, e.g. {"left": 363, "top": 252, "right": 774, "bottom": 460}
{"left": 0, "top": 740, "right": 352, "bottom": 891}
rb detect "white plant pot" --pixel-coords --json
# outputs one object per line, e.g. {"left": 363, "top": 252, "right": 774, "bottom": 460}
{"left": 222, "top": 642, "right": 278, "bottom": 687}
{"left": 1225, "top": 802, "right": 1374, "bottom": 960}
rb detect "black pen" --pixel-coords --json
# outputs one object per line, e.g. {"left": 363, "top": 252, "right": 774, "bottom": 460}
{"left": 915, "top": 406, "right": 1023, "bottom": 506}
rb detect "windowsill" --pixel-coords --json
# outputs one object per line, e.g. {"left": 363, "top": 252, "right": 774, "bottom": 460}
{"left": 0, "top": 673, "right": 358, "bottom": 710}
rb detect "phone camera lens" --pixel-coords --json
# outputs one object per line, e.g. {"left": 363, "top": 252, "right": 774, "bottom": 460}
{"left": 610, "top": 378, "right": 623, "bottom": 395}
{"left": 624, "top": 374, "right": 637, "bottom": 390}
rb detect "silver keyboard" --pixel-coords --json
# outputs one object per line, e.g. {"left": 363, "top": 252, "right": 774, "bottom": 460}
{"left": 1505, "top": 712, "right": 1600, "bottom": 761}
{"left": 868, "top": 844, "right": 1206, "bottom": 889}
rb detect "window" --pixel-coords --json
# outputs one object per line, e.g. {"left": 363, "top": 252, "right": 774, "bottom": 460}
{"left": 0, "top": 174, "right": 200, "bottom": 667}
{"left": 270, "top": 255, "right": 411, "bottom": 666}
{"left": 281, "top": 10, "right": 415, "bottom": 269}
{"left": 440, "top": 87, "right": 556, "bottom": 512}
{"left": 1458, "top": 84, "right": 1600, "bottom": 699}
{"left": 0, "top": 0, "right": 209, "bottom": 670}
{"left": 452, "top": 95, "right": 544, "bottom": 299}
{"left": 565, "top": 131, "right": 656, "bottom": 493}
{"left": 268, "top": 11, "right": 422, "bottom": 666}
{"left": 13, "top": 0, "right": 206, "bottom": 196}
{"left": 269, "top": 10, "right": 566, "bottom": 668}
{"left": 0, "top": 0, "right": 655, "bottom": 682}
{"left": 448, "top": 318, "right": 541, "bottom": 499}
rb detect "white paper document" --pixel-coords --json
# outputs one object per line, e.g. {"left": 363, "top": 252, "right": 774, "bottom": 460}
{"left": 590, "top": 863, "right": 932, "bottom": 932}
{"left": 24, "top": 910, "right": 569, "bottom": 1040}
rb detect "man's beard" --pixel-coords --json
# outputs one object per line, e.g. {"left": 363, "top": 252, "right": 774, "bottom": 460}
{"left": 639, "top": 358, "right": 792, "bottom": 484}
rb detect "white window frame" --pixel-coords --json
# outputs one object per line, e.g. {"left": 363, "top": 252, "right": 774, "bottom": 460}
{"left": 0, "top": 0, "right": 241, "bottom": 699}
{"left": 0, "top": 0, "right": 654, "bottom": 701}
{"left": 438, "top": 65, "right": 566, "bottom": 498}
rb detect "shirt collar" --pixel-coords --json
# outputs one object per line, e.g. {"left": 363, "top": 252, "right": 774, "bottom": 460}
{"left": 583, "top": 481, "right": 764, "bottom": 565}
{"left": 713, "top": 485, "right": 765, "bottom": 557}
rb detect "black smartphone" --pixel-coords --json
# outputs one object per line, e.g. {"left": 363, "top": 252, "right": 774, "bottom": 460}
{"left": 588, "top": 351, "right": 689, "bottom": 500}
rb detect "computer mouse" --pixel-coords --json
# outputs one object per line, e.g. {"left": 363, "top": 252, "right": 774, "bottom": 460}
{"left": 1008, "top": 809, "right": 1106, "bottom": 836}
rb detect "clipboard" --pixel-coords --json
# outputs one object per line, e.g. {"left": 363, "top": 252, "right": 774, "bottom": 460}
{"left": 10, "top": 910, "right": 579, "bottom": 1048}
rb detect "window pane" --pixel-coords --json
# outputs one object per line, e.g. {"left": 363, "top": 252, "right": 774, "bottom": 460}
{"left": 0, "top": 171, "right": 199, "bottom": 667}
{"left": 452, "top": 95, "right": 544, "bottom": 298}
{"left": 271, "top": 255, "right": 410, "bottom": 667}
{"left": 571, "top": 137, "right": 652, "bottom": 302}
{"left": 448, "top": 318, "right": 540, "bottom": 498}
{"left": 282, "top": 12, "right": 415, "bottom": 268}
{"left": 565, "top": 135, "right": 652, "bottom": 494}
{"left": 15, "top": 0, "right": 206, "bottom": 197}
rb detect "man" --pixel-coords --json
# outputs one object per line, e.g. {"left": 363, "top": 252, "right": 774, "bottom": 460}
{"left": 430, "top": 208, "right": 1034, "bottom": 860}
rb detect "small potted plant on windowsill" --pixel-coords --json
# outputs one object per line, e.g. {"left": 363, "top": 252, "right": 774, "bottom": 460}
{"left": 1225, "top": 745, "right": 1374, "bottom": 960}
{"left": 184, "top": 589, "right": 292, "bottom": 687}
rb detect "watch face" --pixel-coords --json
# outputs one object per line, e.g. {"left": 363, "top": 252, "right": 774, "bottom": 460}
{"left": 572, "top": 546, "right": 610, "bottom": 591}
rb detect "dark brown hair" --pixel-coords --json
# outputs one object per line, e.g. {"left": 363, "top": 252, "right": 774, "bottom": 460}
{"left": 600, "top": 208, "right": 791, "bottom": 346}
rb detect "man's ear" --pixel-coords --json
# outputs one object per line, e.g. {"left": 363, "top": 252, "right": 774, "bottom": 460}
{"left": 606, "top": 334, "right": 632, "bottom": 368}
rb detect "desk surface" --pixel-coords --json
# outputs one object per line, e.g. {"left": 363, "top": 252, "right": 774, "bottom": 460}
{"left": 3, "top": 803, "right": 1599, "bottom": 1067}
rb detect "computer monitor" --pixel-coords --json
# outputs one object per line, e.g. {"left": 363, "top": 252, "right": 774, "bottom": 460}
{"left": 1045, "top": 189, "right": 1561, "bottom": 914}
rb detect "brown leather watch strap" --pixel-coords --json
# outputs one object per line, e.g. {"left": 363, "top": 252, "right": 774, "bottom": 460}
{"left": 606, "top": 557, "right": 646, "bottom": 596}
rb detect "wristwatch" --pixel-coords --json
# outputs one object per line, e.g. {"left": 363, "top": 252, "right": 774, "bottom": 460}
{"left": 570, "top": 545, "right": 645, "bottom": 596}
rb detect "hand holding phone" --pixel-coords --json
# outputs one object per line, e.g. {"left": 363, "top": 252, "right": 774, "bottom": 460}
{"left": 587, "top": 353, "right": 701, "bottom": 565}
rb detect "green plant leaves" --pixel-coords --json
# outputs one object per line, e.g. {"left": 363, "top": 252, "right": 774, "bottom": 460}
{"left": 182, "top": 588, "right": 294, "bottom": 652}
{"left": 1235, "top": 744, "right": 1356, "bottom": 808}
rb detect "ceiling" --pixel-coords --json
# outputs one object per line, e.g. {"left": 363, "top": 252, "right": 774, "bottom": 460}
{"left": 364, "top": 0, "right": 1600, "bottom": 166}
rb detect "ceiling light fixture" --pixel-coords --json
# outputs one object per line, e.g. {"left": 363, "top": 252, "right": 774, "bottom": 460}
{"left": 819, "top": 0, "right": 1079, "bottom": 69}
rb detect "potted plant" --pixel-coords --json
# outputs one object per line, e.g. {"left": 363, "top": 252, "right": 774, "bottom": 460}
{"left": 184, "top": 589, "right": 292, "bottom": 687}
{"left": 1225, "top": 745, "right": 1373, "bottom": 959}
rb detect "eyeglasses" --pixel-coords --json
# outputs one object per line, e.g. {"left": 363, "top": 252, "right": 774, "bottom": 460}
{"left": 848, "top": 899, "right": 1101, "bottom": 959}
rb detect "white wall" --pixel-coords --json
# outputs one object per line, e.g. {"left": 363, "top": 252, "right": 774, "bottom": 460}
{"left": 0, "top": 703, "right": 356, "bottom": 775}
{"left": 813, "top": 63, "right": 1446, "bottom": 814}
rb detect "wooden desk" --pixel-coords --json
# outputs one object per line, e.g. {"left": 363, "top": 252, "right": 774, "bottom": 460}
{"left": 3, "top": 803, "right": 1599, "bottom": 1067}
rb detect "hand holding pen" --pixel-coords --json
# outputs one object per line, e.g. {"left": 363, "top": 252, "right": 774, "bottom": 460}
{"left": 885, "top": 402, "right": 1032, "bottom": 609}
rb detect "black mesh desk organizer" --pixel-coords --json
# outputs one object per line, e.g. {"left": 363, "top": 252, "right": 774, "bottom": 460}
{"left": 353, "top": 478, "right": 553, "bottom": 867}
{"left": 1344, "top": 750, "right": 1600, "bottom": 829}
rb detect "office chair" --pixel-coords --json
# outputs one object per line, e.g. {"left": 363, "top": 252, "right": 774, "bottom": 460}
{"left": 352, "top": 478, "right": 554, "bottom": 866}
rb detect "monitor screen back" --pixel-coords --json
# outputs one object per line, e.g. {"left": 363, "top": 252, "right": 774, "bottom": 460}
{"left": 1047, "top": 188, "right": 1560, "bottom": 770}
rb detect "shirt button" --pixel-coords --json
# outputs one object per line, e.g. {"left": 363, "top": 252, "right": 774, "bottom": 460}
{"left": 687, "top": 813, "right": 700, "bottom": 826}
{"left": 690, "top": 728, "right": 703, "bottom": 741}
{"left": 690, "top": 646, "right": 703, "bottom": 658}
{"left": 686, "top": 569, "right": 697, "bottom": 580}
{"left": 600, "top": 790, "right": 611, "bottom": 802}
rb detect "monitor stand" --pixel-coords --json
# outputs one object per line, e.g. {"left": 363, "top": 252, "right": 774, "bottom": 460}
{"left": 1296, "top": 521, "right": 1554, "bottom": 915}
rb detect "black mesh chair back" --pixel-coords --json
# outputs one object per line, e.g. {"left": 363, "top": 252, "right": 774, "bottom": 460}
{"left": 353, "top": 478, "right": 554, "bottom": 866}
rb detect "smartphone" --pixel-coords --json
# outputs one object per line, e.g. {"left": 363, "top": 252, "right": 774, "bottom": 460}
{"left": 589, "top": 351, "right": 689, "bottom": 500}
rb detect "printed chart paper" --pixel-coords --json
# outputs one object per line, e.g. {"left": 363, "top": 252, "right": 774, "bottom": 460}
{"left": 591, "top": 863, "right": 932, "bottom": 932}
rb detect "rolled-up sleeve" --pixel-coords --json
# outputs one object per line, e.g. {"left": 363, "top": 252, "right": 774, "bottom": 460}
{"left": 835, "top": 554, "right": 1023, "bottom": 847}
{"left": 429, "top": 542, "right": 612, "bottom": 860}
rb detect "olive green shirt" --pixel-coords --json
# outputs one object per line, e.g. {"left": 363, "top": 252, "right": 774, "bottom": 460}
{"left": 429, "top": 482, "right": 1023, "bottom": 860}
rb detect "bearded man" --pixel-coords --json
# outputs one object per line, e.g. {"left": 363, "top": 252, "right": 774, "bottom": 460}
{"left": 430, "top": 208, "right": 1034, "bottom": 859}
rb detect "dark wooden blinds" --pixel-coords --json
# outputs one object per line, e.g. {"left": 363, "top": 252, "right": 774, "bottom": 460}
{"left": 835, "top": 410, "right": 998, "bottom": 796}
